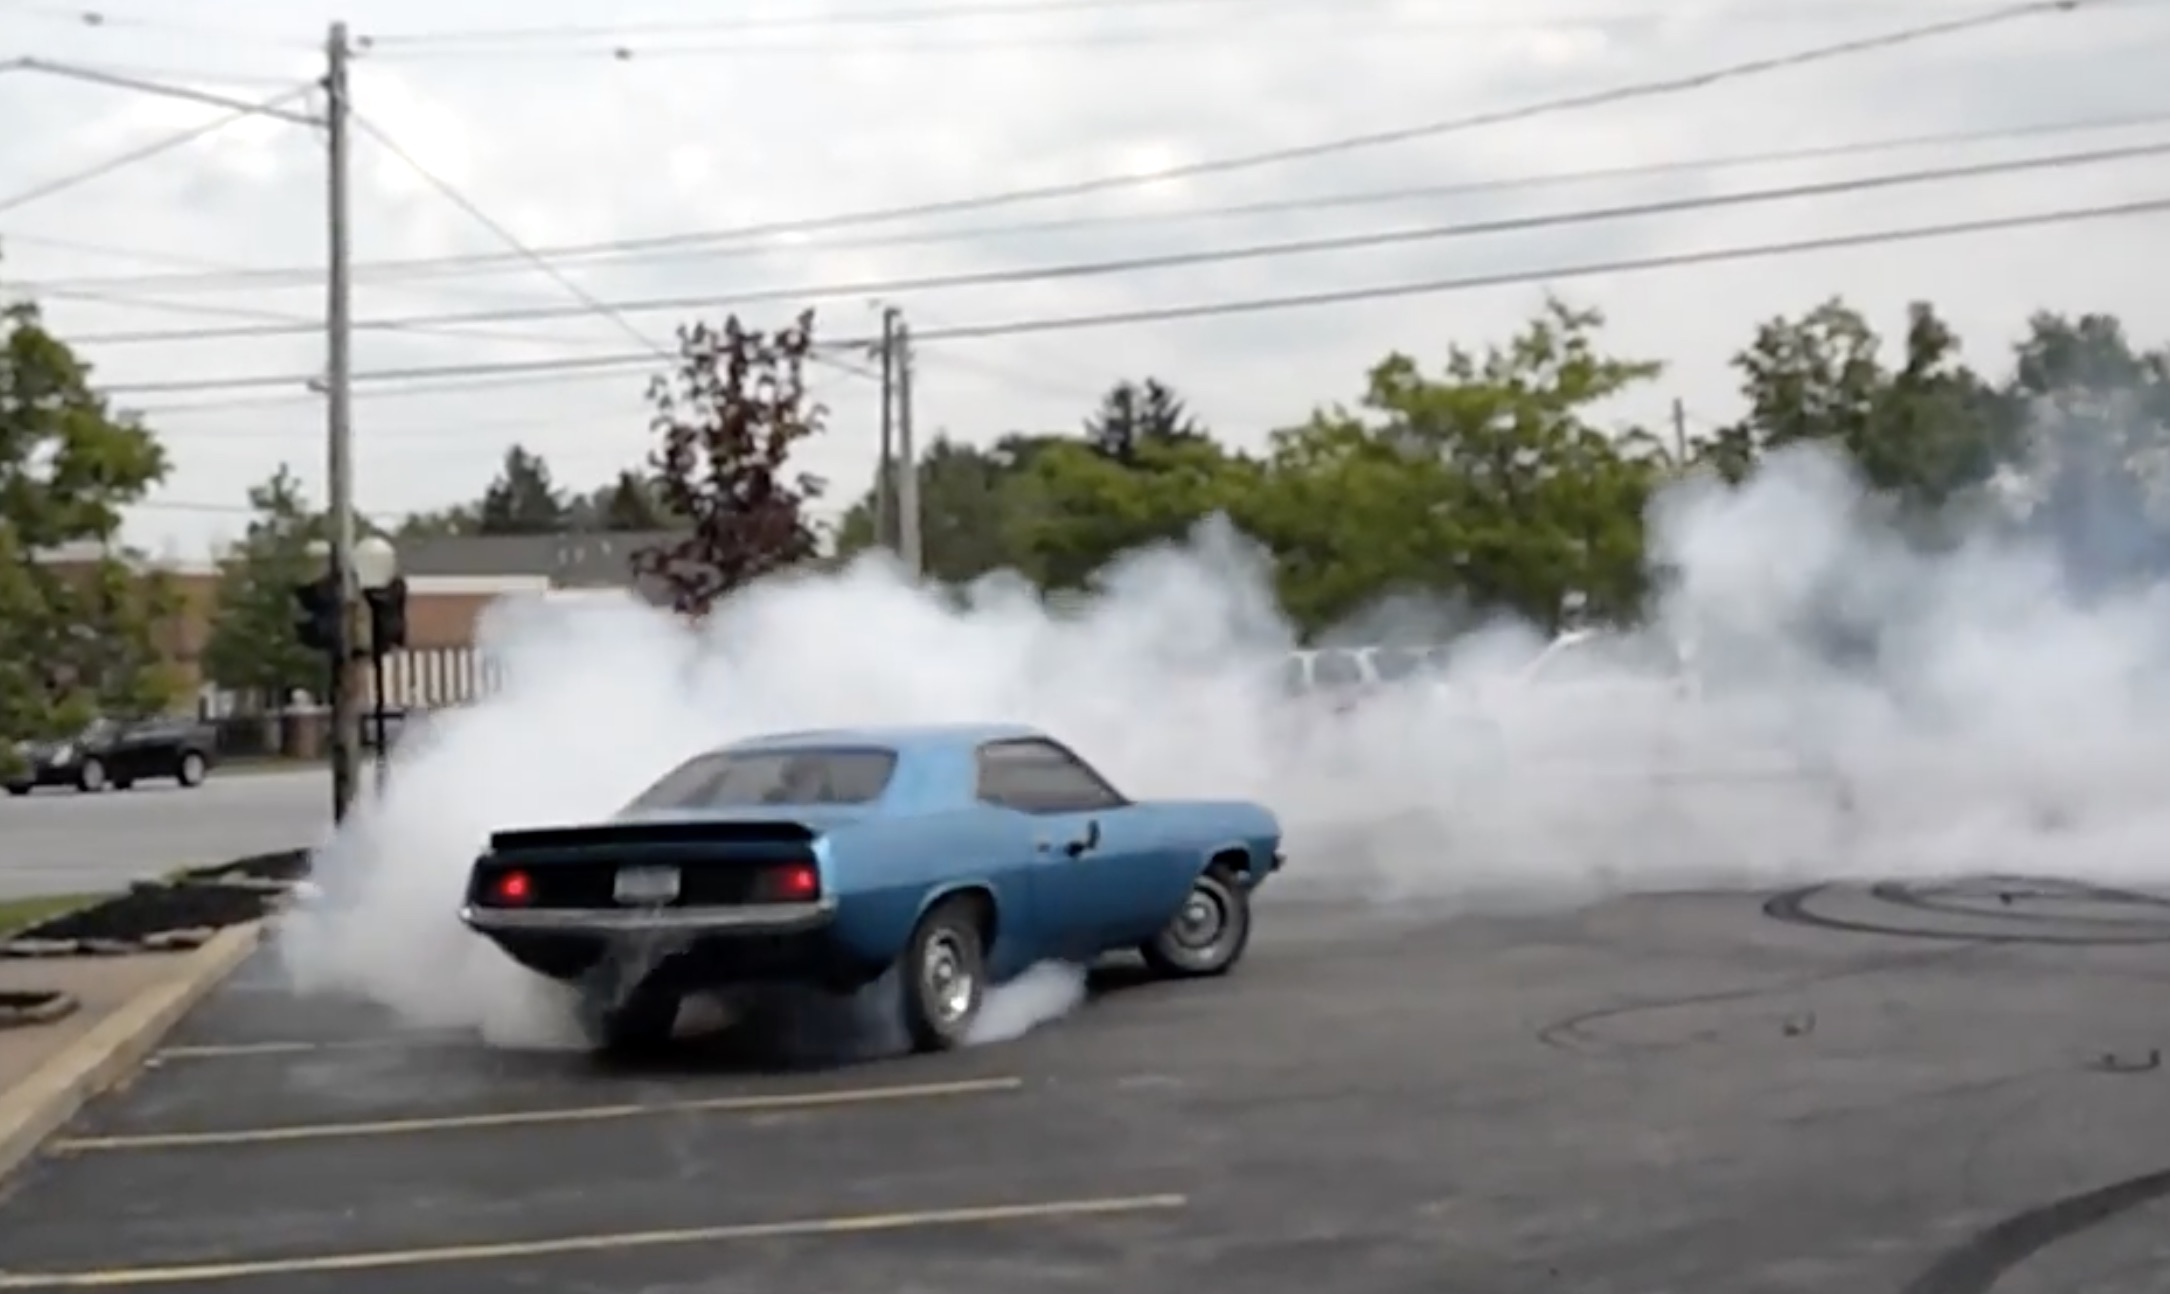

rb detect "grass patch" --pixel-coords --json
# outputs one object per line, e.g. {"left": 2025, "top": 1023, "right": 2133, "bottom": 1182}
{"left": 0, "top": 893, "right": 104, "bottom": 938}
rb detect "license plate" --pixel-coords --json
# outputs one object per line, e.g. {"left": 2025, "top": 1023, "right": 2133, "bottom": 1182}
{"left": 613, "top": 865, "right": 680, "bottom": 905}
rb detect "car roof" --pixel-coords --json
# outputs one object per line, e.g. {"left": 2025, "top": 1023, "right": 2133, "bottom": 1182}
{"left": 722, "top": 722, "right": 1045, "bottom": 755}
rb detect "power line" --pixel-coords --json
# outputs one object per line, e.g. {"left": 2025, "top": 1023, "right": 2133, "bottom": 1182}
{"left": 65, "top": 137, "right": 2170, "bottom": 345}
{"left": 354, "top": 2, "right": 2009, "bottom": 61}
{"left": 119, "top": 339, "right": 880, "bottom": 412}
{"left": 350, "top": 0, "right": 2025, "bottom": 48}
{"left": 15, "top": 0, "right": 2079, "bottom": 299}
{"left": 92, "top": 194, "right": 2170, "bottom": 398}
{"left": 341, "top": 1, "right": 2098, "bottom": 255}
{"left": 345, "top": 107, "right": 673, "bottom": 360}
{"left": 0, "top": 4, "right": 317, "bottom": 49}
{"left": 0, "top": 81, "right": 312, "bottom": 216}
{"left": 23, "top": 105, "right": 2170, "bottom": 296}
{"left": 27, "top": 281, "right": 643, "bottom": 347}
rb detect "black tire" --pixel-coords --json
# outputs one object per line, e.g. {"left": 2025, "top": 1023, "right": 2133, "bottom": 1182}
{"left": 111, "top": 777, "right": 133, "bottom": 791}
{"left": 4, "top": 785, "right": 28, "bottom": 797}
{"left": 1140, "top": 865, "right": 1252, "bottom": 979}
{"left": 578, "top": 981, "right": 682, "bottom": 1056}
{"left": 900, "top": 897, "right": 988, "bottom": 1053}
{"left": 176, "top": 751, "right": 207, "bottom": 788}
{"left": 75, "top": 758, "right": 107, "bottom": 793}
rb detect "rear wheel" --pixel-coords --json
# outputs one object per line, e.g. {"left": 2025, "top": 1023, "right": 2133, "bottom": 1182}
{"left": 1141, "top": 866, "right": 1251, "bottom": 979}
{"left": 901, "top": 898, "right": 987, "bottom": 1053}
{"left": 177, "top": 752, "right": 207, "bottom": 788}
{"left": 75, "top": 758, "right": 107, "bottom": 793}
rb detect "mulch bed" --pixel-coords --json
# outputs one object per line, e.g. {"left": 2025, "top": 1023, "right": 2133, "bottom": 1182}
{"left": 0, "top": 848, "right": 315, "bottom": 959}
{"left": 0, "top": 989, "right": 79, "bottom": 1028}
{"left": 1, "top": 882, "right": 279, "bottom": 957}
{"left": 172, "top": 848, "right": 313, "bottom": 889}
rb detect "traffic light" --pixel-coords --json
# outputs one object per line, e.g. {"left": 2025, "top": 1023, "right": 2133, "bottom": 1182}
{"left": 365, "top": 576, "right": 408, "bottom": 655}
{"left": 293, "top": 574, "right": 340, "bottom": 656}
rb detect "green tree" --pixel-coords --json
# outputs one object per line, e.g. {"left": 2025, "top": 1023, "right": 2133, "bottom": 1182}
{"left": 1007, "top": 432, "right": 1264, "bottom": 590}
{"left": 834, "top": 434, "right": 1057, "bottom": 582}
{"left": 598, "top": 469, "right": 674, "bottom": 531}
{"left": 201, "top": 464, "right": 327, "bottom": 710}
{"left": 1710, "top": 298, "right": 2011, "bottom": 509}
{"left": 1083, "top": 378, "right": 1206, "bottom": 463}
{"left": 1997, "top": 311, "right": 2170, "bottom": 585}
{"left": 0, "top": 298, "right": 176, "bottom": 764}
{"left": 477, "top": 443, "right": 567, "bottom": 534}
{"left": 1260, "top": 297, "right": 1667, "bottom": 632}
{"left": 396, "top": 503, "right": 477, "bottom": 540}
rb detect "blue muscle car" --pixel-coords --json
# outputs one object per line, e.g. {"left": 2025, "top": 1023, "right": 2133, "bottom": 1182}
{"left": 460, "top": 723, "right": 1284, "bottom": 1054}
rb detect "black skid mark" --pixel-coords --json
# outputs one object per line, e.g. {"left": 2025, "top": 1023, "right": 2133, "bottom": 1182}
{"left": 1900, "top": 1166, "right": 2170, "bottom": 1294}
{"left": 1535, "top": 945, "right": 1975, "bottom": 1054}
{"left": 1763, "top": 882, "right": 2170, "bottom": 947}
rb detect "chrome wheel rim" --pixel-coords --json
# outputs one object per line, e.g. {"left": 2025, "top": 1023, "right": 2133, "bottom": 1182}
{"left": 81, "top": 762, "right": 103, "bottom": 790}
{"left": 181, "top": 755, "right": 203, "bottom": 783}
{"left": 1172, "top": 884, "right": 1229, "bottom": 951}
{"left": 922, "top": 931, "right": 976, "bottom": 1025}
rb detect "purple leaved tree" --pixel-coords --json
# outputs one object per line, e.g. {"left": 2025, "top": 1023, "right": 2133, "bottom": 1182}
{"left": 634, "top": 310, "right": 829, "bottom": 617}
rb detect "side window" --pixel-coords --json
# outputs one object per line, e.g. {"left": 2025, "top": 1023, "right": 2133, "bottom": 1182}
{"left": 974, "top": 739, "right": 1127, "bottom": 814}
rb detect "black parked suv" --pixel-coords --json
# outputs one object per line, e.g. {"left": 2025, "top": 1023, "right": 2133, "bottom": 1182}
{"left": 5, "top": 716, "right": 218, "bottom": 795}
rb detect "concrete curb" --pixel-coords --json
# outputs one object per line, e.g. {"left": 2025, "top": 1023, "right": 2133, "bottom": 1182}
{"left": 0, "top": 919, "right": 263, "bottom": 1187}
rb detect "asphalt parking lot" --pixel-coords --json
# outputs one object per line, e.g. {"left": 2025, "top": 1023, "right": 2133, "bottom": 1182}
{"left": 1, "top": 882, "right": 2168, "bottom": 1292}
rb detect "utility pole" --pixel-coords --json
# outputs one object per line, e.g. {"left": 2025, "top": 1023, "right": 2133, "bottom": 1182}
{"left": 875, "top": 306, "right": 897, "bottom": 550}
{"left": 323, "top": 21, "right": 362, "bottom": 823}
{"left": 1670, "top": 397, "right": 1689, "bottom": 465}
{"left": 894, "top": 315, "right": 921, "bottom": 578}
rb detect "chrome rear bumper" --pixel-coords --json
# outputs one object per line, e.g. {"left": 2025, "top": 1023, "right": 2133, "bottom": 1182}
{"left": 460, "top": 897, "right": 837, "bottom": 936}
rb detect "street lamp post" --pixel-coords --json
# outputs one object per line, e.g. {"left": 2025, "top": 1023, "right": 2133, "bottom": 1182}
{"left": 5, "top": 38, "right": 360, "bottom": 822}
{"left": 352, "top": 535, "right": 403, "bottom": 791}
{"left": 301, "top": 535, "right": 404, "bottom": 800}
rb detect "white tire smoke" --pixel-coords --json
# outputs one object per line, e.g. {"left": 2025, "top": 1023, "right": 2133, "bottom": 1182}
{"left": 277, "top": 444, "right": 2170, "bottom": 1045}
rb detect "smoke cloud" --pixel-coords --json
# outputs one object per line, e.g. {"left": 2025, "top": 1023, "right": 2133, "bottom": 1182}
{"left": 277, "top": 439, "right": 2170, "bottom": 1049}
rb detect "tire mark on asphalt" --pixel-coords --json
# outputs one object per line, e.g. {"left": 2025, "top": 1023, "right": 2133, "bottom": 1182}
{"left": 1534, "top": 945, "right": 1979, "bottom": 1053}
{"left": 1764, "top": 884, "right": 2170, "bottom": 947}
{"left": 1900, "top": 1165, "right": 2170, "bottom": 1294}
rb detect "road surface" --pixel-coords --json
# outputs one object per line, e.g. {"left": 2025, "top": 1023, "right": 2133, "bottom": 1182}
{"left": 2, "top": 880, "right": 2166, "bottom": 1291}
{"left": 0, "top": 768, "right": 328, "bottom": 900}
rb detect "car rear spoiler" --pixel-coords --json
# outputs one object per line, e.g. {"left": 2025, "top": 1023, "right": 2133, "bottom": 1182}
{"left": 486, "top": 820, "right": 819, "bottom": 854}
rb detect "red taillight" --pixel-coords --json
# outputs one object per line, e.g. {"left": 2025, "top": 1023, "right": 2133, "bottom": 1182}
{"left": 492, "top": 869, "right": 532, "bottom": 904}
{"left": 757, "top": 861, "right": 819, "bottom": 902}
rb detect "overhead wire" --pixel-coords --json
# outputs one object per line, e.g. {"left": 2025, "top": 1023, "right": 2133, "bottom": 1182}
{"left": 21, "top": 105, "right": 2170, "bottom": 295}
{"left": 0, "top": 3, "right": 318, "bottom": 49}
{"left": 350, "top": 0, "right": 2055, "bottom": 48}
{"left": 60, "top": 137, "right": 2170, "bottom": 346}
{"left": 345, "top": 108, "right": 674, "bottom": 361}
{"left": 18, "top": 0, "right": 2073, "bottom": 298}
{"left": 90, "top": 194, "right": 2170, "bottom": 398}
{"left": 0, "top": 81, "right": 313, "bottom": 216}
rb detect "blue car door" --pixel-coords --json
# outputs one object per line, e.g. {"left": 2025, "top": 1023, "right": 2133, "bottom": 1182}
{"left": 976, "top": 737, "right": 1177, "bottom": 956}
{"left": 1067, "top": 807, "right": 1190, "bottom": 948}
{"left": 1022, "top": 808, "right": 1131, "bottom": 957}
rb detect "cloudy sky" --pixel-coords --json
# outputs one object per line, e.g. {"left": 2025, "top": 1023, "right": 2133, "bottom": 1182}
{"left": 1, "top": 0, "right": 2166, "bottom": 561}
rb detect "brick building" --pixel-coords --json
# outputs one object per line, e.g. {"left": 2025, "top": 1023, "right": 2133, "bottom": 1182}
{"left": 35, "top": 529, "right": 678, "bottom": 716}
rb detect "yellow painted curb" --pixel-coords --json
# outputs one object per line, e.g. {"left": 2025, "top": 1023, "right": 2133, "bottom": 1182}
{"left": 0, "top": 921, "right": 264, "bottom": 1187}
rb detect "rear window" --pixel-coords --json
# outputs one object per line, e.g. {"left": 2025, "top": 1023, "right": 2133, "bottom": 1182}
{"left": 625, "top": 747, "right": 897, "bottom": 810}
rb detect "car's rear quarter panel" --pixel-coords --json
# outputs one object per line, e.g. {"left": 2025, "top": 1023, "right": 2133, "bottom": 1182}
{"left": 821, "top": 744, "right": 1047, "bottom": 980}
{"left": 1151, "top": 800, "right": 1282, "bottom": 881}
